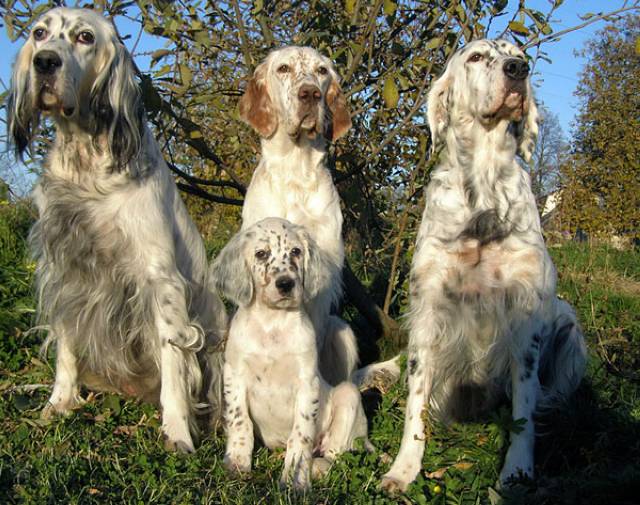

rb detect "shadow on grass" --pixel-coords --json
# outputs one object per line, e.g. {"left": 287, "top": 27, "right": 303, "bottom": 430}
{"left": 499, "top": 375, "right": 640, "bottom": 505}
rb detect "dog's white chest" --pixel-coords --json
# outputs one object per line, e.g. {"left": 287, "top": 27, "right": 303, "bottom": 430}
{"left": 244, "top": 353, "right": 302, "bottom": 448}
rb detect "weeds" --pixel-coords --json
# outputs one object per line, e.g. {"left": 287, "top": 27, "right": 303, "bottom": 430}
{"left": 1, "top": 202, "right": 638, "bottom": 504}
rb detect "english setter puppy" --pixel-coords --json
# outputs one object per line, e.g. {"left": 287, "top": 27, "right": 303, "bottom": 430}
{"left": 7, "top": 7, "right": 227, "bottom": 452}
{"left": 381, "top": 39, "right": 587, "bottom": 492}
{"left": 237, "top": 46, "right": 359, "bottom": 386}
{"left": 212, "top": 218, "right": 369, "bottom": 491}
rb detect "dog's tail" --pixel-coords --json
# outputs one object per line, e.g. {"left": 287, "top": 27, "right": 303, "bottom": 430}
{"left": 200, "top": 345, "right": 225, "bottom": 430}
{"left": 538, "top": 299, "right": 588, "bottom": 404}
{"left": 320, "top": 316, "right": 360, "bottom": 386}
{"left": 351, "top": 355, "right": 402, "bottom": 393}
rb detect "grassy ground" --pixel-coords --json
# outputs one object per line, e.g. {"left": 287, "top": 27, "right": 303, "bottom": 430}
{"left": 1, "top": 199, "right": 639, "bottom": 504}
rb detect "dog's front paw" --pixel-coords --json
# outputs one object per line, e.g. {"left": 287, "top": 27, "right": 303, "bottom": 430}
{"left": 41, "top": 392, "right": 83, "bottom": 419}
{"left": 279, "top": 470, "right": 311, "bottom": 493}
{"left": 224, "top": 453, "right": 252, "bottom": 476}
{"left": 162, "top": 416, "right": 195, "bottom": 453}
{"left": 498, "top": 463, "right": 534, "bottom": 488}
{"left": 311, "top": 457, "right": 332, "bottom": 479}
{"left": 499, "top": 447, "right": 534, "bottom": 487}
{"left": 380, "top": 473, "right": 411, "bottom": 495}
{"left": 380, "top": 457, "right": 421, "bottom": 495}
{"left": 280, "top": 451, "right": 311, "bottom": 492}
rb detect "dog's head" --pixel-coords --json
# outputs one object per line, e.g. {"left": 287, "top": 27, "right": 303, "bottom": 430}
{"left": 211, "top": 218, "right": 329, "bottom": 310}
{"left": 239, "top": 46, "right": 351, "bottom": 142}
{"left": 427, "top": 39, "right": 539, "bottom": 160}
{"left": 7, "top": 7, "right": 143, "bottom": 168}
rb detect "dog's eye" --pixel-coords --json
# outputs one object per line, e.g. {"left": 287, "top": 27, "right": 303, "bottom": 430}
{"left": 33, "top": 28, "right": 48, "bottom": 41}
{"left": 468, "top": 53, "right": 484, "bottom": 63}
{"left": 255, "top": 249, "right": 270, "bottom": 260}
{"left": 317, "top": 66, "right": 328, "bottom": 75}
{"left": 277, "top": 64, "right": 290, "bottom": 74}
{"left": 290, "top": 247, "right": 302, "bottom": 257}
{"left": 77, "top": 31, "right": 95, "bottom": 45}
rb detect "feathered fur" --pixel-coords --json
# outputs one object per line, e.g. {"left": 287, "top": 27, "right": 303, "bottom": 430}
{"left": 381, "top": 39, "right": 587, "bottom": 493}
{"left": 7, "top": 7, "right": 227, "bottom": 452}
{"left": 212, "top": 218, "right": 369, "bottom": 491}
{"left": 238, "top": 46, "right": 358, "bottom": 386}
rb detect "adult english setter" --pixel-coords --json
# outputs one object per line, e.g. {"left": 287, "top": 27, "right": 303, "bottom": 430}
{"left": 381, "top": 39, "right": 587, "bottom": 492}
{"left": 7, "top": 7, "right": 227, "bottom": 452}
{"left": 212, "top": 218, "right": 369, "bottom": 491}
{"left": 238, "top": 46, "right": 360, "bottom": 386}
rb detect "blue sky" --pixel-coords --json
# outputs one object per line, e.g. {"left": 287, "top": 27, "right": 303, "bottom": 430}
{"left": 0, "top": 1, "right": 634, "bottom": 142}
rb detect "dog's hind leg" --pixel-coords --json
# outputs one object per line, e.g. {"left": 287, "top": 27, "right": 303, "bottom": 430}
{"left": 351, "top": 355, "right": 402, "bottom": 392}
{"left": 313, "top": 381, "right": 369, "bottom": 478}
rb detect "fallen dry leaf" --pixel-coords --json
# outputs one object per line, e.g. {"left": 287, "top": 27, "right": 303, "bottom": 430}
{"left": 425, "top": 466, "right": 447, "bottom": 479}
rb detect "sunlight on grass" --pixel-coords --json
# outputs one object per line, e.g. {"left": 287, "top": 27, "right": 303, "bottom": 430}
{"left": 1, "top": 202, "right": 639, "bottom": 504}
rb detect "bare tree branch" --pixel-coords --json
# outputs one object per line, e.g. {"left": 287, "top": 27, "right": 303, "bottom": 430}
{"left": 176, "top": 182, "right": 244, "bottom": 206}
{"left": 523, "top": 4, "right": 640, "bottom": 50}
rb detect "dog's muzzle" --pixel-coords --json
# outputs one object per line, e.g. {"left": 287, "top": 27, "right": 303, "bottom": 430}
{"left": 275, "top": 276, "right": 295, "bottom": 296}
{"left": 298, "top": 84, "right": 321, "bottom": 107}
{"left": 296, "top": 83, "right": 322, "bottom": 133}
{"left": 502, "top": 58, "right": 529, "bottom": 81}
{"left": 34, "top": 50, "right": 63, "bottom": 76}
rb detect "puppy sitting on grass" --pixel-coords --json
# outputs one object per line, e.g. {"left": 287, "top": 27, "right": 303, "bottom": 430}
{"left": 211, "top": 217, "right": 370, "bottom": 491}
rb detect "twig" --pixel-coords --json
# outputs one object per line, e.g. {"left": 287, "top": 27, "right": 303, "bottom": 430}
{"left": 167, "top": 162, "right": 245, "bottom": 193}
{"left": 382, "top": 156, "right": 428, "bottom": 315}
{"left": 129, "top": 16, "right": 144, "bottom": 55}
{"left": 108, "top": 14, "right": 247, "bottom": 191}
{"left": 343, "top": 0, "right": 385, "bottom": 83}
{"left": 176, "top": 182, "right": 243, "bottom": 206}
{"left": 523, "top": 4, "right": 640, "bottom": 50}
{"left": 2, "top": 384, "right": 52, "bottom": 394}
{"left": 231, "top": 0, "right": 254, "bottom": 68}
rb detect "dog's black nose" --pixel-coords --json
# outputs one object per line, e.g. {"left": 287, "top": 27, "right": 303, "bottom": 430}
{"left": 503, "top": 58, "right": 529, "bottom": 80}
{"left": 298, "top": 84, "right": 321, "bottom": 104}
{"left": 34, "top": 50, "right": 62, "bottom": 75}
{"left": 275, "top": 276, "right": 295, "bottom": 294}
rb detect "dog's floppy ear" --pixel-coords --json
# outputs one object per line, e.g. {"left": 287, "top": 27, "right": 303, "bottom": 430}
{"left": 210, "top": 229, "right": 253, "bottom": 307}
{"left": 426, "top": 68, "right": 452, "bottom": 152}
{"left": 7, "top": 41, "right": 38, "bottom": 159}
{"left": 297, "top": 226, "right": 333, "bottom": 302}
{"left": 514, "top": 86, "right": 539, "bottom": 162}
{"left": 90, "top": 36, "right": 144, "bottom": 170}
{"left": 239, "top": 62, "right": 277, "bottom": 138}
{"left": 324, "top": 73, "right": 351, "bottom": 141}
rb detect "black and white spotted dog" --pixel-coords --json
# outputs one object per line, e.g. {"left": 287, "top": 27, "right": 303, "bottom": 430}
{"left": 7, "top": 7, "right": 227, "bottom": 452}
{"left": 212, "top": 218, "right": 370, "bottom": 491}
{"left": 381, "top": 39, "right": 587, "bottom": 492}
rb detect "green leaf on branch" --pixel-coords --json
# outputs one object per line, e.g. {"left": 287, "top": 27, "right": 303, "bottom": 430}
{"left": 180, "top": 64, "right": 193, "bottom": 89}
{"left": 425, "top": 37, "right": 441, "bottom": 50}
{"left": 194, "top": 30, "right": 211, "bottom": 47}
{"left": 151, "top": 49, "right": 171, "bottom": 66}
{"left": 383, "top": 76, "right": 399, "bottom": 109}
{"left": 508, "top": 21, "right": 530, "bottom": 36}
{"left": 383, "top": 0, "right": 396, "bottom": 17}
{"left": 252, "top": 0, "right": 264, "bottom": 15}
{"left": 345, "top": 0, "right": 356, "bottom": 16}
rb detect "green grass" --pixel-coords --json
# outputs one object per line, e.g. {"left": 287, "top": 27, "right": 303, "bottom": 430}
{"left": 1, "top": 200, "right": 639, "bottom": 504}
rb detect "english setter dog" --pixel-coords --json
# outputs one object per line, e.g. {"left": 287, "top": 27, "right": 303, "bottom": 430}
{"left": 212, "top": 218, "right": 369, "bottom": 491}
{"left": 237, "top": 46, "right": 360, "bottom": 386}
{"left": 7, "top": 7, "right": 227, "bottom": 452}
{"left": 381, "top": 39, "right": 587, "bottom": 492}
